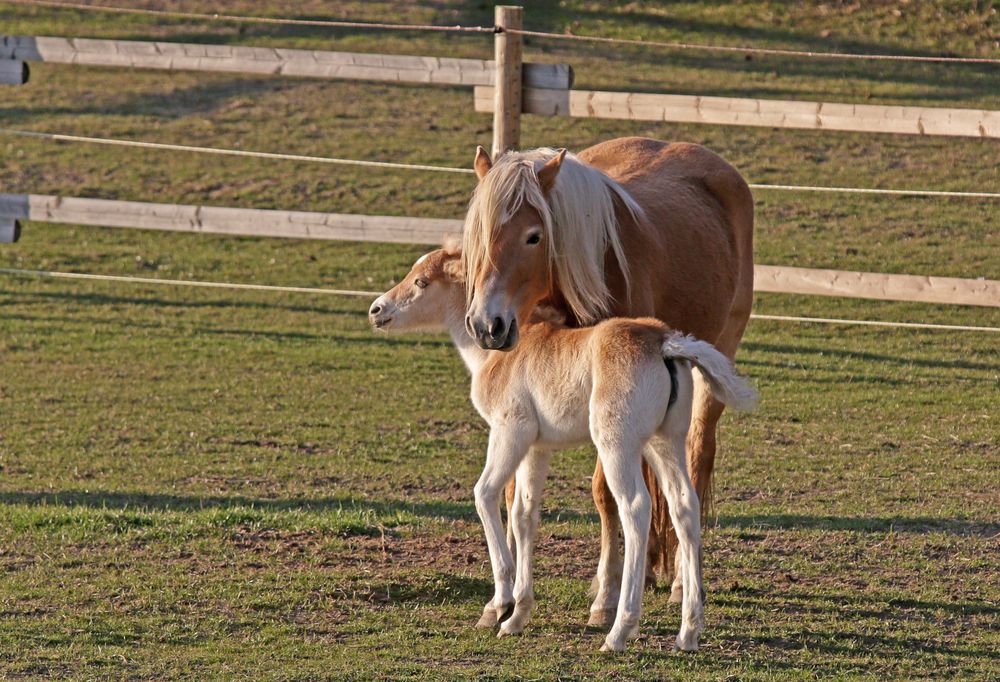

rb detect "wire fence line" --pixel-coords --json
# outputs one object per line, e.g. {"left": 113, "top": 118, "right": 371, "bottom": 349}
{"left": 2, "top": 0, "right": 497, "bottom": 34}
{"left": 2, "top": 267, "right": 997, "bottom": 333}
{"left": 504, "top": 27, "right": 1000, "bottom": 65}
{"left": 3, "top": 128, "right": 998, "bottom": 199}
{"left": 6, "top": 0, "right": 998, "bottom": 64}
{"left": 0, "top": 128, "right": 476, "bottom": 175}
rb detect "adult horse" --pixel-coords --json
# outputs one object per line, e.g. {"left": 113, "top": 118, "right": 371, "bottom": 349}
{"left": 462, "top": 137, "right": 754, "bottom": 627}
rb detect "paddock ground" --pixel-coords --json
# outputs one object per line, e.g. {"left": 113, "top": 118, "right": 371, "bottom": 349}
{"left": 1, "top": 2, "right": 998, "bottom": 679}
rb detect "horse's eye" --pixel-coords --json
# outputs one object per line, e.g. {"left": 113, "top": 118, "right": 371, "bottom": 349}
{"left": 526, "top": 232, "right": 541, "bottom": 245}
{"left": 414, "top": 278, "right": 428, "bottom": 289}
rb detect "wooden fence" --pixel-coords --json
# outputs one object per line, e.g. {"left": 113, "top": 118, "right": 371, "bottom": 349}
{"left": 2, "top": 5, "right": 997, "bottom": 308}
{"left": 0, "top": 34, "right": 572, "bottom": 90}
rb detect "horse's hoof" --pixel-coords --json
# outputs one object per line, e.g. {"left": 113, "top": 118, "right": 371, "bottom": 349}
{"left": 668, "top": 585, "right": 684, "bottom": 604}
{"left": 587, "top": 608, "right": 616, "bottom": 629}
{"left": 476, "top": 602, "right": 514, "bottom": 628}
{"left": 475, "top": 611, "right": 497, "bottom": 628}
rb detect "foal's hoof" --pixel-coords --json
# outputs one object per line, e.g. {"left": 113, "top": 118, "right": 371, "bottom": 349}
{"left": 497, "top": 622, "right": 522, "bottom": 638}
{"left": 476, "top": 603, "right": 513, "bottom": 628}
{"left": 600, "top": 637, "right": 626, "bottom": 653}
{"left": 673, "top": 627, "right": 700, "bottom": 652}
{"left": 587, "top": 608, "right": 616, "bottom": 629}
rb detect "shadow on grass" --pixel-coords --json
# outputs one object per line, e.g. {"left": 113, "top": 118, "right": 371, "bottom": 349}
{"left": 716, "top": 513, "right": 999, "bottom": 537}
{"left": 358, "top": 574, "right": 492, "bottom": 605}
{"left": 0, "top": 489, "right": 597, "bottom": 525}
{"left": 713, "top": 585, "right": 999, "bottom": 619}
{"left": 703, "top": 587, "right": 999, "bottom": 660}
{"left": 0, "top": 78, "right": 293, "bottom": 125}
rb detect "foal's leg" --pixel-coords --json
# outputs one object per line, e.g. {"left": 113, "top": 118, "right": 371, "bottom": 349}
{"left": 588, "top": 459, "right": 625, "bottom": 628}
{"left": 499, "top": 447, "right": 552, "bottom": 637}
{"left": 595, "top": 442, "right": 651, "bottom": 652}
{"left": 474, "top": 426, "right": 533, "bottom": 629}
{"left": 645, "top": 432, "right": 704, "bottom": 652}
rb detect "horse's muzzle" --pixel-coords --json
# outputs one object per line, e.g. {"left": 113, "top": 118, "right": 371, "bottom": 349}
{"left": 468, "top": 314, "right": 518, "bottom": 351}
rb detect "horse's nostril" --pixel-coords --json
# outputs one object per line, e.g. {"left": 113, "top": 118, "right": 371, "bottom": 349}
{"left": 370, "top": 304, "right": 382, "bottom": 315}
{"left": 490, "top": 316, "right": 505, "bottom": 338}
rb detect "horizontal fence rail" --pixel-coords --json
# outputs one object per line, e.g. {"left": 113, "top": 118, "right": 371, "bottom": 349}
{"left": 753, "top": 265, "right": 1000, "bottom": 308}
{"left": 0, "top": 194, "right": 463, "bottom": 245}
{"left": 0, "top": 35, "right": 572, "bottom": 89}
{"left": 474, "top": 86, "right": 1000, "bottom": 139}
{"left": 3, "top": 194, "right": 997, "bottom": 308}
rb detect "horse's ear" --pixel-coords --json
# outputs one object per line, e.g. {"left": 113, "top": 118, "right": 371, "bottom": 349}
{"left": 538, "top": 148, "right": 567, "bottom": 194}
{"left": 474, "top": 145, "right": 492, "bottom": 181}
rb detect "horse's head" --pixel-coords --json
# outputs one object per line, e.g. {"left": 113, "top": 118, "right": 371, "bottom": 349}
{"left": 463, "top": 146, "right": 566, "bottom": 351}
{"left": 369, "top": 246, "right": 464, "bottom": 332}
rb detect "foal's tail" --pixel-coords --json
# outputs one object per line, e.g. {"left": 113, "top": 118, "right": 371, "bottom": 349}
{"left": 661, "top": 333, "right": 757, "bottom": 411}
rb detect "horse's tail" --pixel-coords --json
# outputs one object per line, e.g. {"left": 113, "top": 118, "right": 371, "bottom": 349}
{"left": 661, "top": 333, "right": 757, "bottom": 412}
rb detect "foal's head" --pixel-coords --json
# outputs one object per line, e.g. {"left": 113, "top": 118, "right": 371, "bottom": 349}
{"left": 368, "top": 247, "right": 464, "bottom": 332}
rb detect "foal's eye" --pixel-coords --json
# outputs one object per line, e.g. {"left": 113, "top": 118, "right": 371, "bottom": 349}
{"left": 526, "top": 232, "right": 541, "bottom": 245}
{"left": 414, "top": 278, "right": 428, "bottom": 289}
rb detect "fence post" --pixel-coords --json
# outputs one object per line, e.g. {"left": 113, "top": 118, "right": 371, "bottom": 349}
{"left": 0, "top": 60, "right": 29, "bottom": 85}
{"left": 492, "top": 5, "right": 523, "bottom": 159}
{"left": 0, "top": 218, "right": 21, "bottom": 243}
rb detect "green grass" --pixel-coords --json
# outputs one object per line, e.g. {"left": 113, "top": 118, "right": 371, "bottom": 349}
{"left": 1, "top": 1, "right": 998, "bottom": 680}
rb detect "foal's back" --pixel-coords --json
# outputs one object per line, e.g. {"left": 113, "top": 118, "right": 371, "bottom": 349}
{"left": 470, "top": 317, "right": 677, "bottom": 447}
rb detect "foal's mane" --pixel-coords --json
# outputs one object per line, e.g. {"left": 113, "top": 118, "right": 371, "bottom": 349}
{"left": 462, "top": 147, "right": 642, "bottom": 325}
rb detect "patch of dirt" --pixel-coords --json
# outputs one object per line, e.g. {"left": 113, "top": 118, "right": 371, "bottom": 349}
{"left": 328, "top": 522, "right": 600, "bottom": 583}
{"left": 332, "top": 523, "right": 484, "bottom": 573}
{"left": 229, "top": 527, "right": 323, "bottom": 556}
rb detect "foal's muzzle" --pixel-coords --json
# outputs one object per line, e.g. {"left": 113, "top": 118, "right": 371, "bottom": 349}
{"left": 467, "top": 314, "right": 518, "bottom": 351}
{"left": 368, "top": 298, "right": 392, "bottom": 329}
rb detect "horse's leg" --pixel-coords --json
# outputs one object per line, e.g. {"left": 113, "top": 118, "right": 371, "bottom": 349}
{"left": 672, "top": 312, "right": 749, "bottom": 602}
{"left": 499, "top": 447, "right": 552, "bottom": 637}
{"left": 595, "top": 442, "right": 651, "bottom": 652}
{"left": 474, "top": 426, "right": 532, "bottom": 629}
{"left": 644, "top": 434, "right": 704, "bottom": 652}
{"left": 588, "top": 459, "right": 624, "bottom": 628}
{"left": 504, "top": 477, "right": 517, "bottom": 565}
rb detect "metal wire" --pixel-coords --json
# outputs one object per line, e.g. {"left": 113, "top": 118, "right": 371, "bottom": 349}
{"left": 505, "top": 27, "right": 1000, "bottom": 65}
{"left": 5, "top": 128, "right": 998, "bottom": 197}
{"left": 3, "top": 0, "right": 496, "bottom": 34}
{"left": 0, "top": 128, "right": 475, "bottom": 175}
{"left": 2, "top": 267, "right": 997, "bottom": 333}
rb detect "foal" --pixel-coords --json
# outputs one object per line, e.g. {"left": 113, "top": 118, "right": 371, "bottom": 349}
{"left": 369, "top": 248, "right": 756, "bottom": 652}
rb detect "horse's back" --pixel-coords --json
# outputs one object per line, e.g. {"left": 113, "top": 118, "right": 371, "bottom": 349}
{"left": 577, "top": 137, "right": 754, "bottom": 341}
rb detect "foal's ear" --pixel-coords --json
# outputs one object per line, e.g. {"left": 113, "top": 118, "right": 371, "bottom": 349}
{"left": 537, "top": 148, "right": 567, "bottom": 194}
{"left": 474, "top": 145, "right": 492, "bottom": 181}
{"left": 442, "top": 256, "right": 466, "bottom": 283}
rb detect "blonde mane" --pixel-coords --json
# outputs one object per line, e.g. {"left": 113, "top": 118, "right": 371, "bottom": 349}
{"left": 462, "top": 147, "right": 642, "bottom": 325}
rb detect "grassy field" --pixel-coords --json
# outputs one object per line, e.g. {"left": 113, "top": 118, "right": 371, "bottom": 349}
{"left": 1, "top": 1, "right": 998, "bottom": 680}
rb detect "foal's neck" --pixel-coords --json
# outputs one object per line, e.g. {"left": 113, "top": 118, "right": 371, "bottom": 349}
{"left": 442, "top": 289, "right": 490, "bottom": 374}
